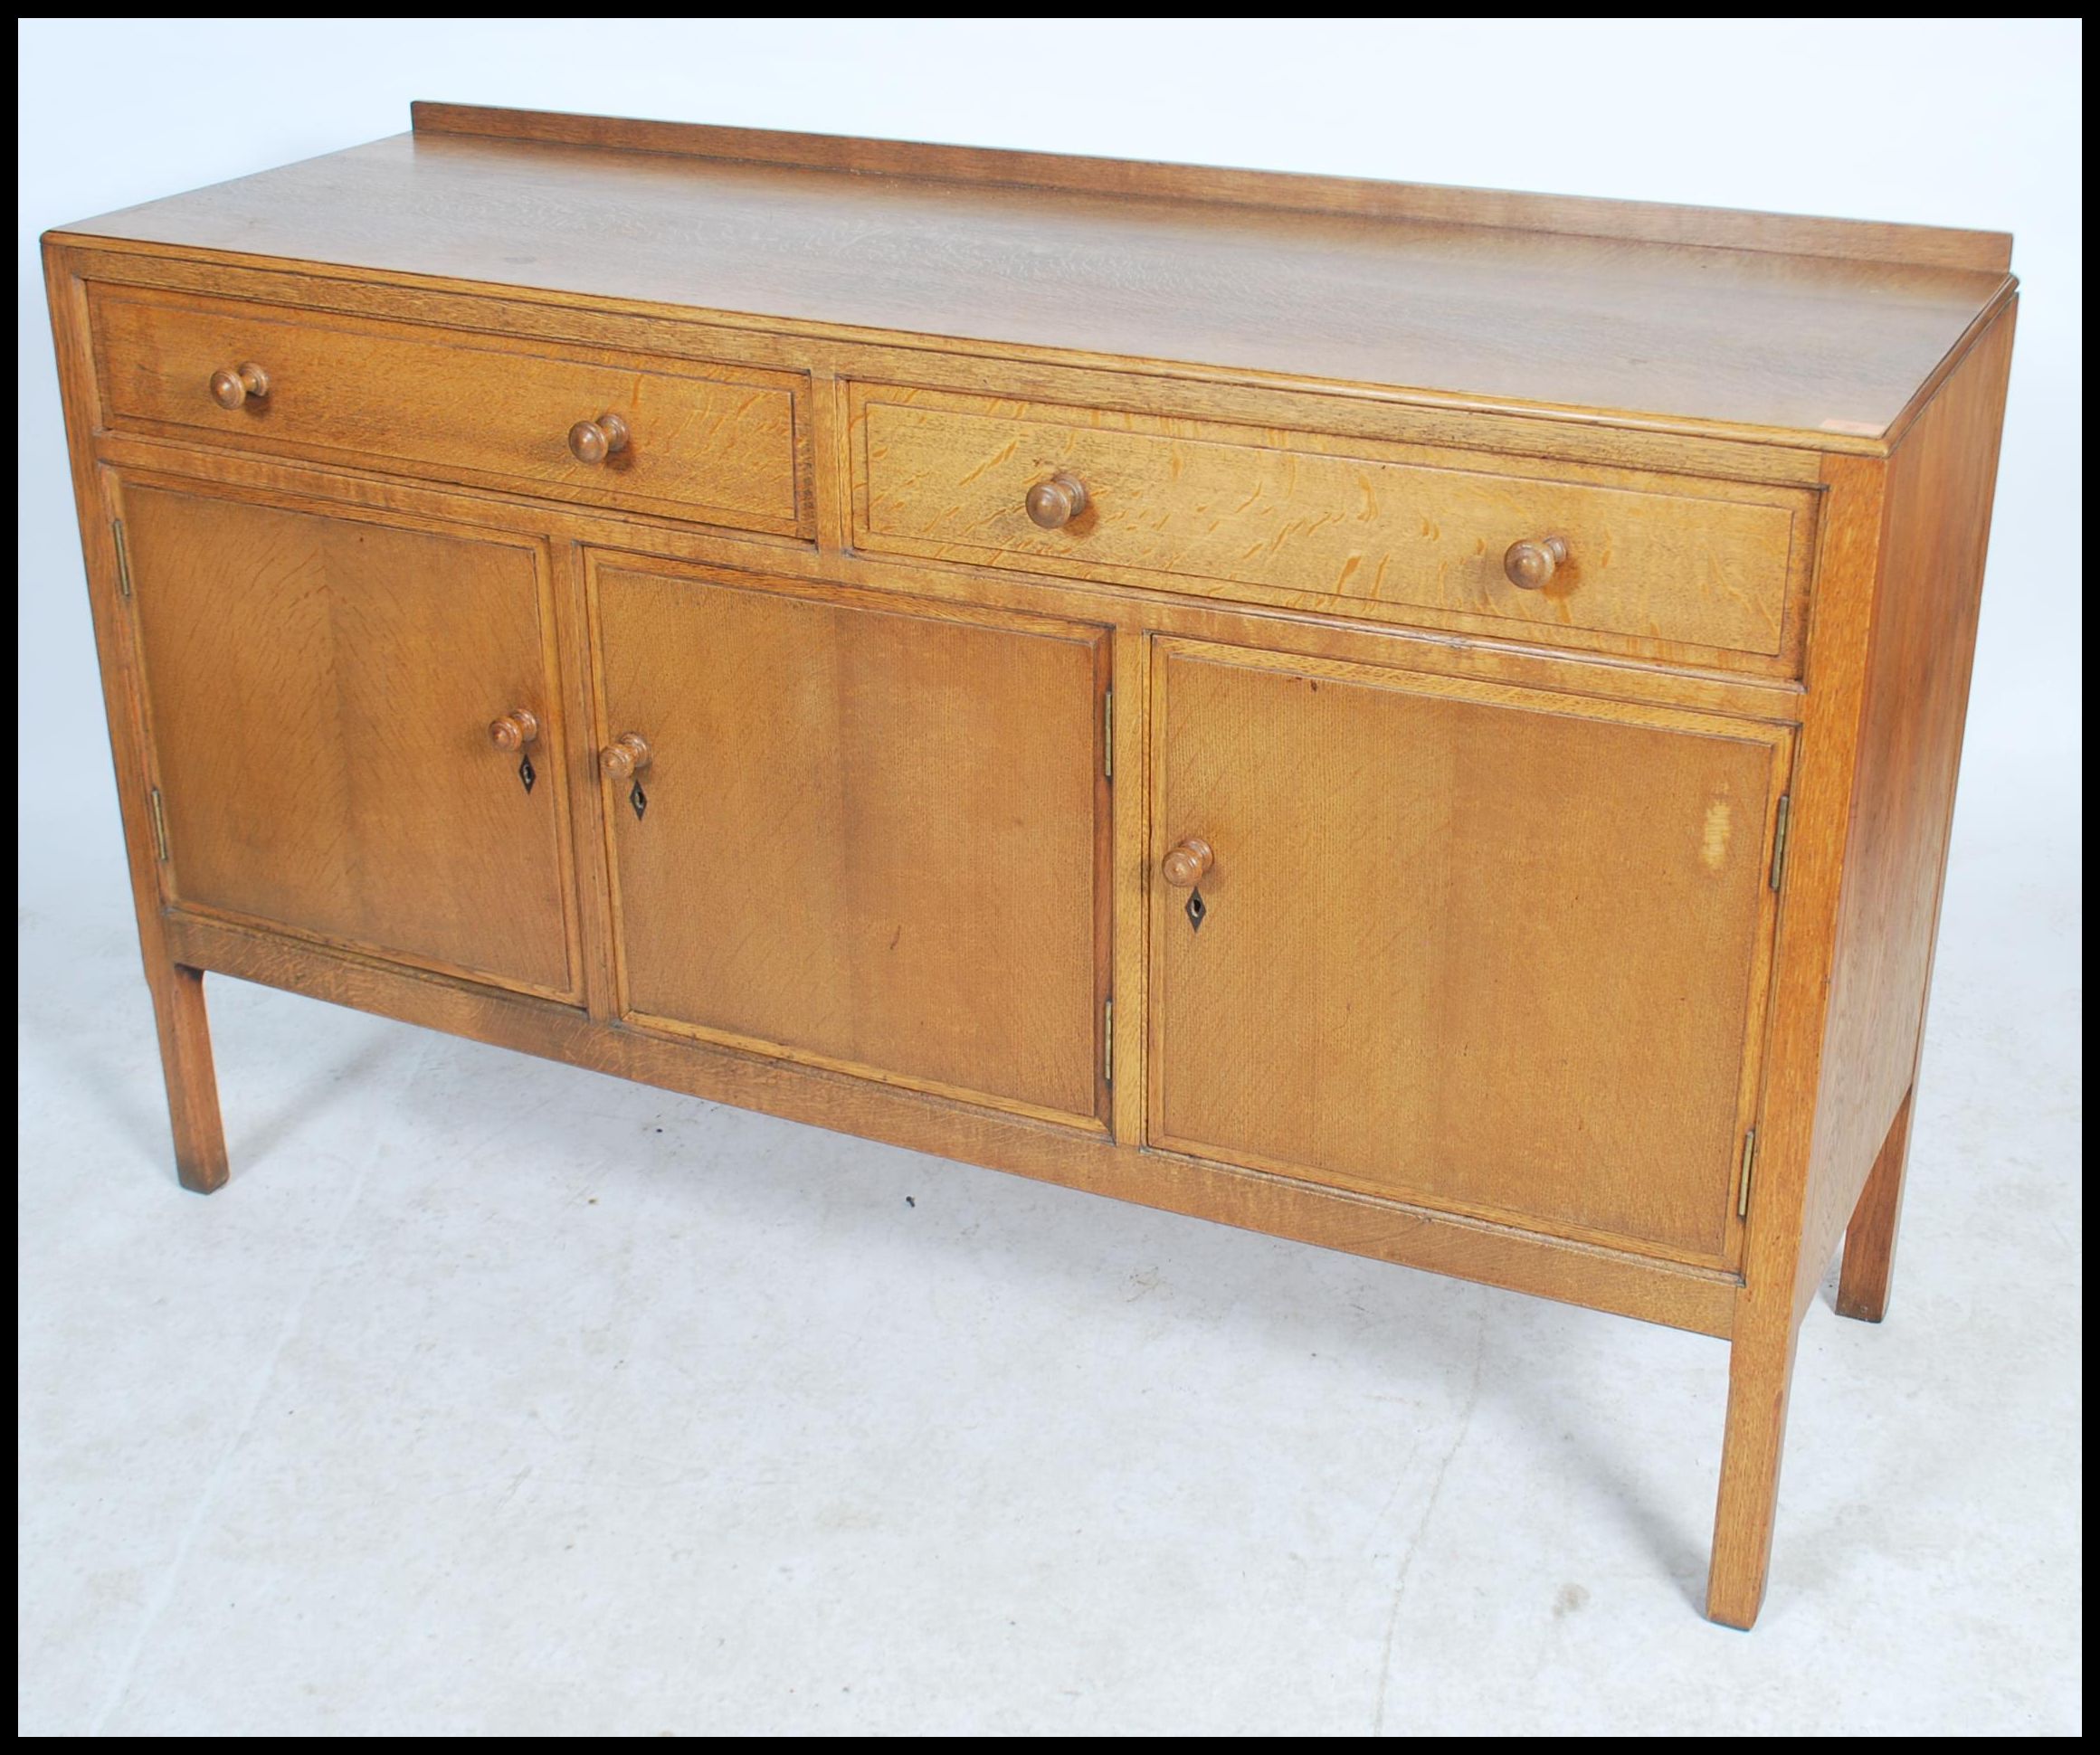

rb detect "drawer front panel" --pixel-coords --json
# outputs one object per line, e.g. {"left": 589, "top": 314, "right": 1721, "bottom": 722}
{"left": 1149, "top": 640, "right": 1791, "bottom": 1268}
{"left": 93, "top": 286, "right": 806, "bottom": 535}
{"left": 855, "top": 385, "right": 1811, "bottom": 665}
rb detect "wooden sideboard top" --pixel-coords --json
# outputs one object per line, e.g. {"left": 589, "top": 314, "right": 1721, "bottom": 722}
{"left": 50, "top": 101, "right": 2016, "bottom": 450}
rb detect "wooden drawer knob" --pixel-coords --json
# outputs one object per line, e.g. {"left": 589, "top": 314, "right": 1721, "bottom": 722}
{"left": 1503, "top": 536, "right": 1569, "bottom": 590}
{"left": 488, "top": 707, "right": 540, "bottom": 753}
{"left": 1025, "top": 473, "right": 1088, "bottom": 530}
{"left": 599, "top": 732, "right": 651, "bottom": 780}
{"left": 1162, "top": 836, "right": 1214, "bottom": 887}
{"left": 208, "top": 363, "right": 270, "bottom": 409}
{"left": 568, "top": 412, "right": 631, "bottom": 464}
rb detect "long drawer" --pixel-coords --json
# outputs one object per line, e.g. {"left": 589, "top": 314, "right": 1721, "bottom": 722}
{"left": 851, "top": 384, "right": 1815, "bottom": 668}
{"left": 90, "top": 284, "right": 808, "bottom": 536}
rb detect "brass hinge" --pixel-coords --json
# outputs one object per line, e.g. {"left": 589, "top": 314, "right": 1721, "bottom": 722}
{"left": 112, "top": 518, "right": 133, "bottom": 600}
{"left": 147, "top": 786, "right": 170, "bottom": 862}
{"left": 1736, "top": 1126, "right": 1759, "bottom": 1219}
{"left": 1103, "top": 689, "right": 1114, "bottom": 781}
{"left": 1104, "top": 996, "right": 1114, "bottom": 1085}
{"left": 1769, "top": 794, "right": 1791, "bottom": 891}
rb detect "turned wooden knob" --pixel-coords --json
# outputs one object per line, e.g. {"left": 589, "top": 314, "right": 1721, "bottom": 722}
{"left": 1162, "top": 837, "right": 1214, "bottom": 887}
{"left": 488, "top": 707, "right": 540, "bottom": 753}
{"left": 599, "top": 732, "right": 651, "bottom": 781}
{"left": 1025, "top": 473, "right": 1088, "bottom": 530}
{"left": 568, "top": 412, "right": 631, "bottom": 464}
{"left": 209, "top": 363, "right": 270, "bottom": 409}
{"left": 1503, "top": 536, "right": 1569, "bottom": 591}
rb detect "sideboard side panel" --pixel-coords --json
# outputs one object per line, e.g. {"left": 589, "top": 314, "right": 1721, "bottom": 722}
{"left": 1794, "top": 305, "right": 2019, "bottom": 1315}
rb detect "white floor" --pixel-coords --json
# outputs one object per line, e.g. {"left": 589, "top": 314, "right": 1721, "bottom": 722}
{"left": 17, "top": 754, "right": 2081, "bottom": 1736}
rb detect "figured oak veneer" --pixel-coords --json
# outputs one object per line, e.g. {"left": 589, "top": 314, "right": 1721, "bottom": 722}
{"left": 592, "top": 562, "right": 1111, "bottom": 1127}
{"left": 120, "top": 483, "right": 577, "bottom": 999}
{"left": 92, "top": 285, "right": 806, "bottom": 536}
{"left": 63, "top": 107, "right": 2009, "bottom": 439}
{"left": 43, "top": 103, "right": 2018, "bottom": 1632}
{"left": 1148, "top": 643, "right": 1788, "bottom": 1266}
{"left": 854, "top": 385, "right": 1813, "bottom": 664}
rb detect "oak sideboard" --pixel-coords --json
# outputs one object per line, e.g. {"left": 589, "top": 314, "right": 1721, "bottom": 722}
{"left": 43, "top": 103, "right": 2017, "bottom": 1627}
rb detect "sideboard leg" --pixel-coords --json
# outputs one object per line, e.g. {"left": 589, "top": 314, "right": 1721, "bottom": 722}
{"left": 1706, "top": 1312, "right": 1801, "bottom": 1629}
{"left": 1835, "top": 1087, "right": 1914, "bottom": 1323}
{"left": 148, "top": 962, "right": 229, "bottom": 1193}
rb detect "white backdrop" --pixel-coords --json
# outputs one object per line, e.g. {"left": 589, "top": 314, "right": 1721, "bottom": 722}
{"left": 14, "top": 17, "right": 2083, "bottom": 824}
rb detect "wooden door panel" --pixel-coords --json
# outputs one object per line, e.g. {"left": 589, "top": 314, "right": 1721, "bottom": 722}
{"left": 594, "top": 562, "right": 1109, "bottom": 1125}
{"left": 123, "top": 482, "right": 575, "bottom": 998}
{"left": 1150, "top": 642, "right": 1786, "bottom": 1265}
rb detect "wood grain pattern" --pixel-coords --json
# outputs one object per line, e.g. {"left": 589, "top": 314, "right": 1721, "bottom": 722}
{"left": 120, "top": 481, "right": 578, "bottom": 999}
{"left": 553, "top": 534, "right": 622, "bottom": 1026}
{"left": 1705, "top": 450, "right": 1894, "bottom": 1630}
{"left": 1107, "top": 625, "right": 1149, "bottom": 1148}
{"left": 160, "top": 906, "right": 1740, "bottom": 1338}
{"left": 411, "top": 102, "right": 2011, "bottom": 272}
{"left": 1149, "top": 640, "right": 1786, "bottom": 1266}
{"left": 60, "top": 242, "right": 1849, "bottom": 479}
{"left": 591, "top": 559, "right": 1111, "bottom": 1126}
{"left": 1837, "top": 1089, "right": 1915, "bottom": 1323}
{"left": 147, "top": 963, "right": 231, "bottom": 1192}
{"left": 857, "top": 384, "right": 1810, "bottom": 663}
{"left": 52, "top": 126, "right": 2012, "bottom": 441}
{"left": 43, "top": 115, "right": 2023, "bottom": 1631}
{"left": 45, "top": 243, "right": 233, "bottom": 1192}
{"left": 1799, "top": 303, "right": 2017, "bottom": 1315}
{"left": 79, "top": 422, "right": 1813, "bottom": 728}
{"left": 92, "top": 284, "right": 806, "bottom": 536}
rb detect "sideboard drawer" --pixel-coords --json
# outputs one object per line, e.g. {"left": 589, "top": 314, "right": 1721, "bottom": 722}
{"left": 90, "top": 285, "right": 807, "bottom": 536}
{"left": 854, "top": 384, "right": 1813, "bottom": 666}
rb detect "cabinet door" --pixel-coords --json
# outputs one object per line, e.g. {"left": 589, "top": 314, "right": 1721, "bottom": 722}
{"left": 593, "top": 562, "right": 1111, "bottom": 1127}
{"left": 1149, "top": 642, "right": 1788, "bottom": 1266}
{"left": 122, "top": 481, "right": 576, "bottom": 999}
